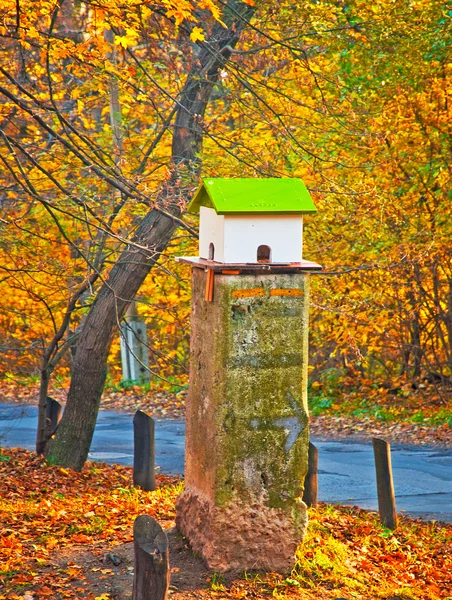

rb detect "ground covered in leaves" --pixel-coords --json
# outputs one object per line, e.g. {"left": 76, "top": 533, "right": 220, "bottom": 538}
{"left": 1, "top": 448, "right": 451, "bottom": 600}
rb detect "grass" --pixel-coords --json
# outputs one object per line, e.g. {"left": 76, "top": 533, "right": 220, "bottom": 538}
{"left": 308, "top": 369, "right": 452, "bottom": 428}
{"left": 285, "top": 504, "right": 451, "bottom": 599}
{"left": 103, "top": 374, "right": 188, "bottom": 395}
{"left": 309, "top": 393, "right": 452, "bottom": 427}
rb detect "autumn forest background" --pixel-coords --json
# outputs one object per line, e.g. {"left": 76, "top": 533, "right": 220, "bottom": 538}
{"left": 1, "top": 2, "right": 451, "bottom": 599}
{"left": 0, "top": 0, "right": 451, "bottom": 457}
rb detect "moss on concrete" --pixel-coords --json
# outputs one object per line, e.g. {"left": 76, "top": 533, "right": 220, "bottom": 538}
{"left": 215, "top": 274, "right": 309, "bottom": 511}
{"left": 184, "top": 271, "right": 310, "bottom": 516}
{"left": 178, "top": 269, "right": 312, "bottom": 570}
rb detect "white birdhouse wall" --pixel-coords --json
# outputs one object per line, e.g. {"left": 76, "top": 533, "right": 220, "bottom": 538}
{"left": 199, "top": 206, "right": 226, "bottom": 262}
{"left": 199, "top": 207, "right": 304, "bottom": 264}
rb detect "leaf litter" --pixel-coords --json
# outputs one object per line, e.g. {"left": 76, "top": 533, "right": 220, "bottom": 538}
{"left": 0, "top": 448, "right": 451, "bottom": 600}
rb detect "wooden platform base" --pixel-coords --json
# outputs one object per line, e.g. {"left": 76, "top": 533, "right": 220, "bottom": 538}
{"left": 176, "top": 256, "right": 322, "bottom": 274}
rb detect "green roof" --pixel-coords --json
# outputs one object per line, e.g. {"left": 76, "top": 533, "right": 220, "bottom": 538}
{"left": 187, "top": 178, "right": 317, "bottom": 215}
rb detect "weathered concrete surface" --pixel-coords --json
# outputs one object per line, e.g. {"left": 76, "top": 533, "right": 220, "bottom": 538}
{"left": 176, "top": 489, "right": 304, "bottom": 572}
{"left": 176, "top": 269, "right": 310, "bottom": 572}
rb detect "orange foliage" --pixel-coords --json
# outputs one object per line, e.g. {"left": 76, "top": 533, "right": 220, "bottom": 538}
{"left": 0, "top": 0, "right": 450, "bottom": 392}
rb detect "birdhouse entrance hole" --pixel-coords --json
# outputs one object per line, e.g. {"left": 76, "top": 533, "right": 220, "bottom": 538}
{"left": 208, "top": 243, "right": 215, "bottom": 260}
{"left": 257, "top": 245, "right": 271, "bottom": 263}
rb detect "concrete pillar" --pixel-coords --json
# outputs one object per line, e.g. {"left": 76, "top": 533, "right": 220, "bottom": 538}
{"left": 176, "top": 267, "right": 310, "bottom": 572}
{"left": 120, "top": 303, "right": 150, "bottom": 385}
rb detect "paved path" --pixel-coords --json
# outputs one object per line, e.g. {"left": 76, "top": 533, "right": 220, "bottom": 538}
{"left": 0, "top": 403, "right": 185, "bottom": 474}
{"left": 1, "top": 403, "right": 451, "bottom": 523}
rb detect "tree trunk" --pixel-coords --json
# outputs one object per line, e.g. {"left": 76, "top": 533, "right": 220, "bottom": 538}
{"left": 407, "top": 288, "right": 422, "bottom": 379}
{"left": 36, "top": 273, "right": 99, "bottom": 455}
{"left": 45, "top": 205, "right": 181, "bottom": 469}
{"left": 46, "top": 1, "right": 256, "bottom": 470}
{"left": 445, "top": 278, "right": 452, "bottom": 372}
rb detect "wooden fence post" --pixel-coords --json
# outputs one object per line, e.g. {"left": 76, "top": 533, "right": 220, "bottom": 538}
{"left": 45, "top": 397, "right": 62, "bottom": 439}
{"left": 302, "top": 441, "right": 318, "bottom": 507}
{"left": 372, "top": 437, "right": 398, "bottom": 529}
{"left": 133, "top": 410, "right": 156, "bottom": 491}
{"left": 133, "top": 515, "right": 169, "bottom": 600}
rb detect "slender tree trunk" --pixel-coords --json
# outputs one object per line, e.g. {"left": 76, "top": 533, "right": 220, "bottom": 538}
{"left": 46, "top": 205, "right": 180, "bottom": 468}
{"left": 445, "top": 278, "right": 452, "bottom": 372}
{"left": 36, "top": 273, "right": 99, "bottom": 454}
{"left": 409, "top": 289, "right": 422, "bottom": 379}
{"left": 411, "top": 317, "right": 422, "bottom": 378}
{"left": 406, "top": 287, "right": 423, "bottom": 379}
{"left": 46, "top": 1, "right": 256, "bottom": 470}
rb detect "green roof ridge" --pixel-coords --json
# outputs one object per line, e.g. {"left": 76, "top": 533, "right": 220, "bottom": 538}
{"left": 188, "top": 177, "right": 317, "bottom": 215}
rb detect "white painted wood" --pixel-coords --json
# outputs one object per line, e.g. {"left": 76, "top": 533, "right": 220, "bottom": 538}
{"left": 199, "top": 206, "right": 225, "bottom": 262}
{"left": 199, "top": 208, "right": 304, "bottom": 264}
{"left": 223, "top": 215, "right": 303, "bottom": 263}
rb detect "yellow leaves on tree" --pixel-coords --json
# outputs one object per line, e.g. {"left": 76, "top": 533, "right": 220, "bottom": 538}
{"left": 114, "top": 28, "right": 140, "bottom": 49}
{"left": 197, "top": 0, "right": 452, "bottom": 384}
{"left": 0, "top": 0, "right": 450, "bottom": 391}
{"left": 0, "top": 0, "right": 223, "bottom": 382}
{"left": 190, "top": 26, "right": 205, "bottom": 42}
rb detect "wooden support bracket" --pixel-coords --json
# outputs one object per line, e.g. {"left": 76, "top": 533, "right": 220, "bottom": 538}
{"left": 205, "top": 268, "right": 215, "bottom": 302}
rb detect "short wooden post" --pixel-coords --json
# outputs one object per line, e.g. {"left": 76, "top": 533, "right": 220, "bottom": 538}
{"left": 133, "top": 410, "right": 156, "bottom": 491}
{"left": 133, "top": 515, "right": 169, "bottom": 600}
{"left": 372, "top": 437, "right": 398, "bottom": 529}
{"left": 302, "top": 442, "right": 318, "bottom": 507}
{"left": 45, "top": 397, "right": 62, "bottom": 438}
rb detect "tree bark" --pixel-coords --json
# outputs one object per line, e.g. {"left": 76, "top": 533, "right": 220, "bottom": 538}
{"left": 407, "top": 288, "right": 423, "bottom": 378}
{"left": 46, "top": 1, "right": 256, "bottom": 470}
{"left": 45, "top": 204, "right": 182, "bottom": 469}
{"left": 445, "top": 278, "right": 452, "bottom": 372}
{"left": 36, "top": 273, "right": 98, "bottom": 454}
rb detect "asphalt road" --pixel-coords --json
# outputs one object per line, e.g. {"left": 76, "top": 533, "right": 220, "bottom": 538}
{"left": 1, "top": 403, "right": 451, "bottom": 523}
